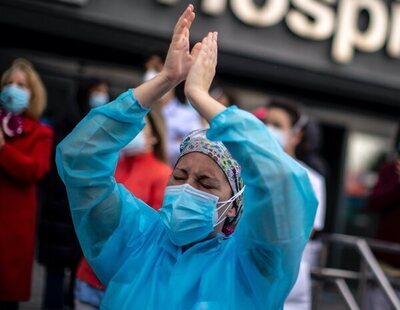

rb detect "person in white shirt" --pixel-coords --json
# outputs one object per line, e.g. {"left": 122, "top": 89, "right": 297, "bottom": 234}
{"left": 262, "top": 97, "right": 327, "bottom": 310}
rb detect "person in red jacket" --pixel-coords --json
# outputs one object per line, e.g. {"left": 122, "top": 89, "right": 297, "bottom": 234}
{"left": 74, "top": 110, "right": 171, "bottom": 309}
{"left": 0, "top": 59, "right": 53, "bottom": 309}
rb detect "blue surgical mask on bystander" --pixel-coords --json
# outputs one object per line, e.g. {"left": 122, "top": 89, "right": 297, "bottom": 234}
{"left": 0, "top": 84, "right": 30, "bottom": 114}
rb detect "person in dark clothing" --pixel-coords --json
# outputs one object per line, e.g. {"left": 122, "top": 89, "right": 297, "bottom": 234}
{"left": 38, "top": 78, "right": 110, "bottom": 309}
{"left": 365, "top": 121, "right": 400, "bottom": 309}
{"left": 295, "top": 120, "right": 328, "bottom": 178}
{"left": 368, "top": 121, "right": 400, "bottom": 267}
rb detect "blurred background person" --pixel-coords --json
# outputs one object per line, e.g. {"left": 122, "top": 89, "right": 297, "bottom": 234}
{"left": 257, "top": 97, "right": 326, "bottom": 310}
{"left": 77, "top": 78, "right": 110, "bottom": 116}
{"left": 191, "top": 79, "right": 236, "bottom": 128}
{"left": 0, "top": 59, "right": 53, "bottom": 310}
{"left": 364, "top": 121, "right": 400, "bottom": 309}
{"left": 296, "top": 120, "right": 328, "bottom": 178}
{"left": 144, "top": 53, "right": 202, "bottom": 166}
{"left": 209, "top": 79, "right": 234, "bottom": 108}
{"left": 115, "top": 110, "right": 171, "bottom": 208}
{"left": 74, "top": 110, "right": 171, "bottom": 309}
{"left": 38, "top": 77, "right": 109, "bottom": 310}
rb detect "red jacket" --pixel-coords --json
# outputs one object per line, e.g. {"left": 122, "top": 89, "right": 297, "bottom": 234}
{"left": 0, "top": 116, "right": 53, "bottom": 301}
{"left": 76, "top": 152, "right": 172, "bottom": 289}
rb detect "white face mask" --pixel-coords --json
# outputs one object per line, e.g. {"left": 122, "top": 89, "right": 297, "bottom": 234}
{"left": 89, "top": 92, "right": 109, "bottom": 108}
{"left": 122, "top": 131, "right": 146, "bottom": 156}
{"left": 267, "top": 125, "right": 289, "bottom": 148}
{"left": 143, "top": 69, "right": 158, "bottom": 82}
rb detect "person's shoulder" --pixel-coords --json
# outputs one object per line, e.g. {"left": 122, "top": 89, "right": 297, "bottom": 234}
{"left": 23, "top": 116, "right": 53, "bottom": 136}
{"left": 298, "top": 161, "right": 324, "bottom": 183}
{"left": 37, "top": 121, "right": 54, "bottom": 137}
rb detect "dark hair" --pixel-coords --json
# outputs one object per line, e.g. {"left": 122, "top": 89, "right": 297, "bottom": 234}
{"left": 76, "top": 77, "right": 109, "bottom": 117}
{"left": 145, "top": 50, "right": 167, "bottom": 64}
{"left": 268, "top": 97, "right": 301, "bottom": 127}
{"left": 210, "top": 78, "right": 235, "bottom": 106}
{"left": 175, "top": 82, "right": 186, "bottom": 104}
{"left": 295, "top": 120, "right": 328, "bottom": 177}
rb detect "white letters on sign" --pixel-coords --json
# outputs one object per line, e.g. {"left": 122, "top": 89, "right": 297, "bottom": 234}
{"left": 157, "top": 0, "right": 400, "bottom": 63}
{"left": 387, "top": 2, "right": 400, "bottom": 58}
{"left": 230, "top": 0, "right": 289, "bottom": 27}
{"left": 286, "top": 0, "right": 335, "bottom": 40}
{"left": 333, "top": 0, "right": 388, "bottom": 63}
{"left": 202, "top": 0, "right": 227, "bottom": 15}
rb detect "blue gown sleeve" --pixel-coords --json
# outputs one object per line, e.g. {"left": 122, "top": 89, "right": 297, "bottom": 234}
{"left": 207, "top": 106, "right": 318, "bottom": 294}
{"left": 56, "top": 89, "right": 159, "bottom": 285}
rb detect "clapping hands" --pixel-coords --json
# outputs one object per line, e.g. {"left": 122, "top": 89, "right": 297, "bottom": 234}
{"left": 161, "top": 5, "right": 201, "bottom": 85}
{"left": 184, "top": 32, "right": 218, "bottom": 101}
{"left": 136, "top": 4, "right": 223, "bottom": 119}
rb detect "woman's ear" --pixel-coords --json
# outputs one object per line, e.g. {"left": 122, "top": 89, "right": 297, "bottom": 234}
{"left": 227, "top": 204, "right": 237, "bottom": 218}
{"left": 148, "top": 135, "right": 158, "bottom": 147}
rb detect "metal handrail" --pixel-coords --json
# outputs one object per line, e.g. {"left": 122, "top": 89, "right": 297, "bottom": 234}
{"left": 335, "top": 279, "right": 360, "bottom": 310}
{"left": 317, "top": 233, "right": 400, "bottom": 310}
{"left": 311, "top": 267, "right": 400, "bottom": 287}
{"left": 311, "top": 268, "right": 360, "bottom": 281}
{"left": 356, "top": 239, "right": 400, "bottom": 309}
{"left": 311, "top": 268, "right": 361, "bottom": 309}
{"left": 321, "top": 234, "right": 400, "bottom": 255}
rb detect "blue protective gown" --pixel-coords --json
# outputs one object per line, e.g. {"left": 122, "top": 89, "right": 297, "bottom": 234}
{"left": 56, "top": 90, "right": 317, "bottom": 310}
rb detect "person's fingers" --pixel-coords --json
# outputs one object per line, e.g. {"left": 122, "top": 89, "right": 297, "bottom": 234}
{"left": 199, "top": 37, "right": 208, "bottom": 64}
{"left": 172, "top": 5, "right": 193, "bottom": 40}
{"left": 186, "top": 11, "right": 195, "bottom": 30}
{"left": 201, "top": 33, "right": 210, "bottom": 58}
{"left": 208, "top": 32, "right": 214, "bottom": 54}
{"left": 172, "top": 18, "right": 188, "bottom": 43}
{"left": 201, "top": 36, "right": 209, "bottom": 54}
{"left": 212, "top": 32, "right": 218, "bottom": 66}
{"left": 210, "top": 33, "right": 216, "bottom": 57}
{"left": 174, "top": 4, "right": 194, "bottom": 33}
{"left": 207, "top": 33, "right": 214, "bottom": 63}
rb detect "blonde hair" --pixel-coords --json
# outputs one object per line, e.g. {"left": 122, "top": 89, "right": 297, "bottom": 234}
{"left": 1, "top": 58, "right": 47, "bottom": 119}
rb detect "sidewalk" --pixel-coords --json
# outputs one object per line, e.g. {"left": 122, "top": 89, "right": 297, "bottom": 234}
{"left": 21, "top": 260, "right": 44, "bottom": 310}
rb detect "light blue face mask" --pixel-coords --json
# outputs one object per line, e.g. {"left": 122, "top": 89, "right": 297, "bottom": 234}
{"left": 159, "top": 184, "right": 245, "bottom": 246}
{"left": 89, "top": 92, "right": 109, "bottom": 108}
{"left": 0, "top": 84, "right": 30, "bottom": 114}
{"left": 122, "top": 130, "right": 146, "bottom": 156}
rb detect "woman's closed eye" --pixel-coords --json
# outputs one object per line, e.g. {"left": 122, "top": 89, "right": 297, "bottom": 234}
{"left": 199, "top": 182, "right": 213, "bottom": 190}
{"left": 198, "top": 177, "right": 219, "bottom": 190}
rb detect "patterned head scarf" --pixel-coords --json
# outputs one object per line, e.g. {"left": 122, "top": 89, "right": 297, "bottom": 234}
{"left": 178, "top": 129, "right": 244, "bottom": 235}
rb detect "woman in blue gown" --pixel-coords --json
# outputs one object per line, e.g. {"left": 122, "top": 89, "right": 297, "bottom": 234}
{"left": 56, "top": 5, "right": 317, "bottom": 309}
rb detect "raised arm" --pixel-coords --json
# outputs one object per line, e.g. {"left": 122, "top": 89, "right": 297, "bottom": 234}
{"left": 56, "top": 4, "right": 201, "bottom": 285}
{"left": 185, "top": 31, "right": 318, "bottom": 294}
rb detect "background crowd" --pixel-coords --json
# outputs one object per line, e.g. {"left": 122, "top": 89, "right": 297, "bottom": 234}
{"left": 0, "top": 54, "right": 399, "bottom": 310}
